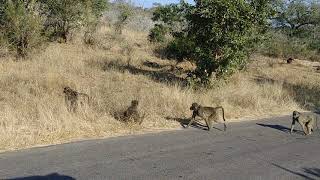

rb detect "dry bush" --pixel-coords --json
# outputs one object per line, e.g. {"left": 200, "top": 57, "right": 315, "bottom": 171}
{"left": 0, "top": 26, "right": 318, "bottom": 152}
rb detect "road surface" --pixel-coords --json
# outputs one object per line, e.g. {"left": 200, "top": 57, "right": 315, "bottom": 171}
{"left": 1, "top": 116, "right": 320, "bottom": 180}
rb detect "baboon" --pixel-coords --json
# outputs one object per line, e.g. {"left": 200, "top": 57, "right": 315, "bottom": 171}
{"left": 187, "top": 103, "right": 227, "bottom": 131}
{"left": 291, "top": 111, "right": 319, "bottom": 135}
{"left": 286, "top": 58, "right": 294, "bottom": 64}
{"left": 122, "top": 100, "right": 145, "bottom": 125}
{"left": 63, "top": 86, "right": 89, "bottom": 112}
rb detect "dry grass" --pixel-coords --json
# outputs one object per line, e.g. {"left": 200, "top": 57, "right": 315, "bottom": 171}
{"left": 0, "top": 26, "right": 319, "bottom": 152}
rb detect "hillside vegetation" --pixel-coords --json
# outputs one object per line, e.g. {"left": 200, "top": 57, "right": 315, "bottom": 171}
{"left": 0, "top": 0, "right": 319, "bottom": 152}
{"left": 0, "top": 25, "right": 319, "bottom": 151}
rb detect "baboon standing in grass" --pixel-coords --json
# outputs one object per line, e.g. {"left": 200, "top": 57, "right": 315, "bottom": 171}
{"left": 187, "top": 103, "right": 227, "bottom": 131}
{"left": 122, "top": 100, "right": 145, "bottom": 125}
{"left": 291, "top": 111, "right": 319, "bottom": 135}
{"left": 63, "top": 86, "right": 89, "bottom": 112}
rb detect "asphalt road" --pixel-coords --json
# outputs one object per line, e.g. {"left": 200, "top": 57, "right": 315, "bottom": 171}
{"left": 1, "top": 116, "right": 320, "bottom": 180}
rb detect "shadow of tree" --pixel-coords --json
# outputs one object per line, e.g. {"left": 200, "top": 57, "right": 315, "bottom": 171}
{"left": 103, "top": 60, "right": 188, "bottom": 87}
{"left": 143, "top": 60, "right": 165, "bottom": 69}
{"left": 303, "top": 168, "right": 320, "bottom": 178}
{"left": 271, "top": 163, "right": 316, "bottom": 180}
{"left": 8, "top": 173, "right": 76, "bottom": 180}
{"left": 256, "top": 123, "right": 304, "bottom": 135}
{"left": 254, "top": 76, "right": 320, "bottom": 110}
{"left": 165, "top": 116, "right": 223, "bottom": 131}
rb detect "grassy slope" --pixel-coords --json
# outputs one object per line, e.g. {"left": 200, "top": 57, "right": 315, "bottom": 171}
{"left": 0, "top": 26, "right": 319, "bottom": 152}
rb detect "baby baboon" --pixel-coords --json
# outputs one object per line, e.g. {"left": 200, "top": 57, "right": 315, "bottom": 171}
{"left": 187, "top": 103, "right": 227, "bottom": 131}
{"left": 63, "top": 86, "right": 89, "bottom": 112}
{"left": 291, "top": 111, "right": 319, "bottom": 135}
{"left": 122, "top": 100, "right": 145, "bottom": 125}
{"left": 286, "top": 58, "right": 294, "bottom": 64}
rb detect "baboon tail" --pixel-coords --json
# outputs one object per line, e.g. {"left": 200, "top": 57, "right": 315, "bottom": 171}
{"left": 217, "top": 106, "right": 227, "bottom": 131}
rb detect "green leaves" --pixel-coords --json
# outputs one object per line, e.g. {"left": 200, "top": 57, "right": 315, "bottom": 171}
{"left": 189, "top": 0, "right": 271, "bottom": 80}
{"left": 1, "top": 0, "right": 44, "bottom": 58}
{"left": 150, "top": 0, "right": 271, "bottom": 87}
{"left": 114, "top": 1, "right": 133, "bottom": 34}
{"left": 274, "top": 0, "right": 320, "bottom": 36}
{"left": 0, "top": 0, "right": 108, "bottom": 57}
{"left": 40, "top": 0, "right": 108, "bottom": 42}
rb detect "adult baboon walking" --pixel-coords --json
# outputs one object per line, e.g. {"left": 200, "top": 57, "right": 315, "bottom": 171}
{"left": 63, "top": 86, "right": 89, "bottom": 112}
{"left": 291, "top": 111, "right": 319, "bottom": 135}
{"left": 187, "top": 103, "right": 227, "bottom": 131}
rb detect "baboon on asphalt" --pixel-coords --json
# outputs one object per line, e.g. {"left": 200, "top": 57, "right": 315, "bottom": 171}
{"left": 286, "top": 58, "right": 294, "bottom": 64}
{"left": 291, "top": 111, "right": 319, "bottom": 135}
{"left": 122, "top": 100, "right": 145, "bottom": 125}
{"left": 187, "top": 103, "right": 227, "bottom": 131}
{"left": 63, "top": 86, "right": 89, "bottom": 112}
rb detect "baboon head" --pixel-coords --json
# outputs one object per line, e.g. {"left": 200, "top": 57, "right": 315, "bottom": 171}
{"left": 190, "top": 103, "right": 200, "bottom": 111}
{"left": 63, "top": 86, "right": 72, "bottom": 94}
{"left": 287, "top": 58, "right": 294, "bottom": 64}
{"left": 131, "top": 100, "right": 139, "bottom": 107}
{"left": 293, "top": 111, "right": 300, "bottom": 120}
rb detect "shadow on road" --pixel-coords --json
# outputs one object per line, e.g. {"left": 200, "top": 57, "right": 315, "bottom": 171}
{"left": 7, "top": 173, "right": 76, "bottom": 180}
{"left": 103, "top": 60, "right": 188, "bottom": 87}
{"left": 256, "top": 123, "right": 291, "bottom": 133}
{"left": 166, "top": 117, "right": 223, "bottom": 131}
{"left": 303, "top": 168, "right": 320, "bottom": 178}
{"left": 271, "top": 163, "right": 316, "bottom": 180}
{"left": 256, "top": 123, "right": 306, "bottom": 135}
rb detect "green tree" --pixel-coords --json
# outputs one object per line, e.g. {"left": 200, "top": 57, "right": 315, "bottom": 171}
{"left": 39, "top": 0, "right": 85, "bottom": 42}
{"left": 187, "top": 0, "right": 272, "bottom": 84}
{"left": 149, "top": 1, "right": 190, "bottom": 42}
{"left": 0, "top": 0, "right": 5, "bottom": 26}
{"left": 149, "top": 0, "right": 272, "bottom": 85}
{"left": 39, "top": 0, "right": 108, "bottom": 42}
{"left": 83, "top": 0, "right": 109, "bottom": 45}
{"left": 114, "top": 1, "right": 133, "bottom": 34}
{"left": 1, "top": 0, "right": 44, "bottom": 58}
{"left": 274, "top": 0, "right": 320, "bottom": 37}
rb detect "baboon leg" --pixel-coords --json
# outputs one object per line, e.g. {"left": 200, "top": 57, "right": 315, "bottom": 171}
{"left": 307, "top": 120, "right": 315, "bottom": 135}
{"left": 71, "top": 101, "right": 77, "bottom": 113}
{"left": 138, "top": 118, "right": 144, "bottom": 125}
{"left": 65, "top": 98, "right": 69, "bottom": 111}
{"left": 300, "top": 122, "right": 309, "bottom": 135}
{"left": 138, "top": 113, "right": 145, "bottom": 125}
{"left": 290, "top": 124, "right": 295, "bottom": 134}
{"left": 204, "top": 118, "right": 211, "bottom": 131}
{"left": 187, "top": 118, "right": 196, "bottom": 128}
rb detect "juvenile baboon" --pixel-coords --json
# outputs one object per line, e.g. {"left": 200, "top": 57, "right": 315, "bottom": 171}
{"left": 291, "top": 111, "right": 319, "bottom": 135}
{"left": 122, "top": 100, "right": 145, "bottom": 125}
{"left": 63, "top": 86, "right": 89, "bottom": 112}
{"left": 187, "top": 103, "right": 227, "bottom": 131}
{"left": 286, "top": 58, "right": 294, "bottom": 64}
